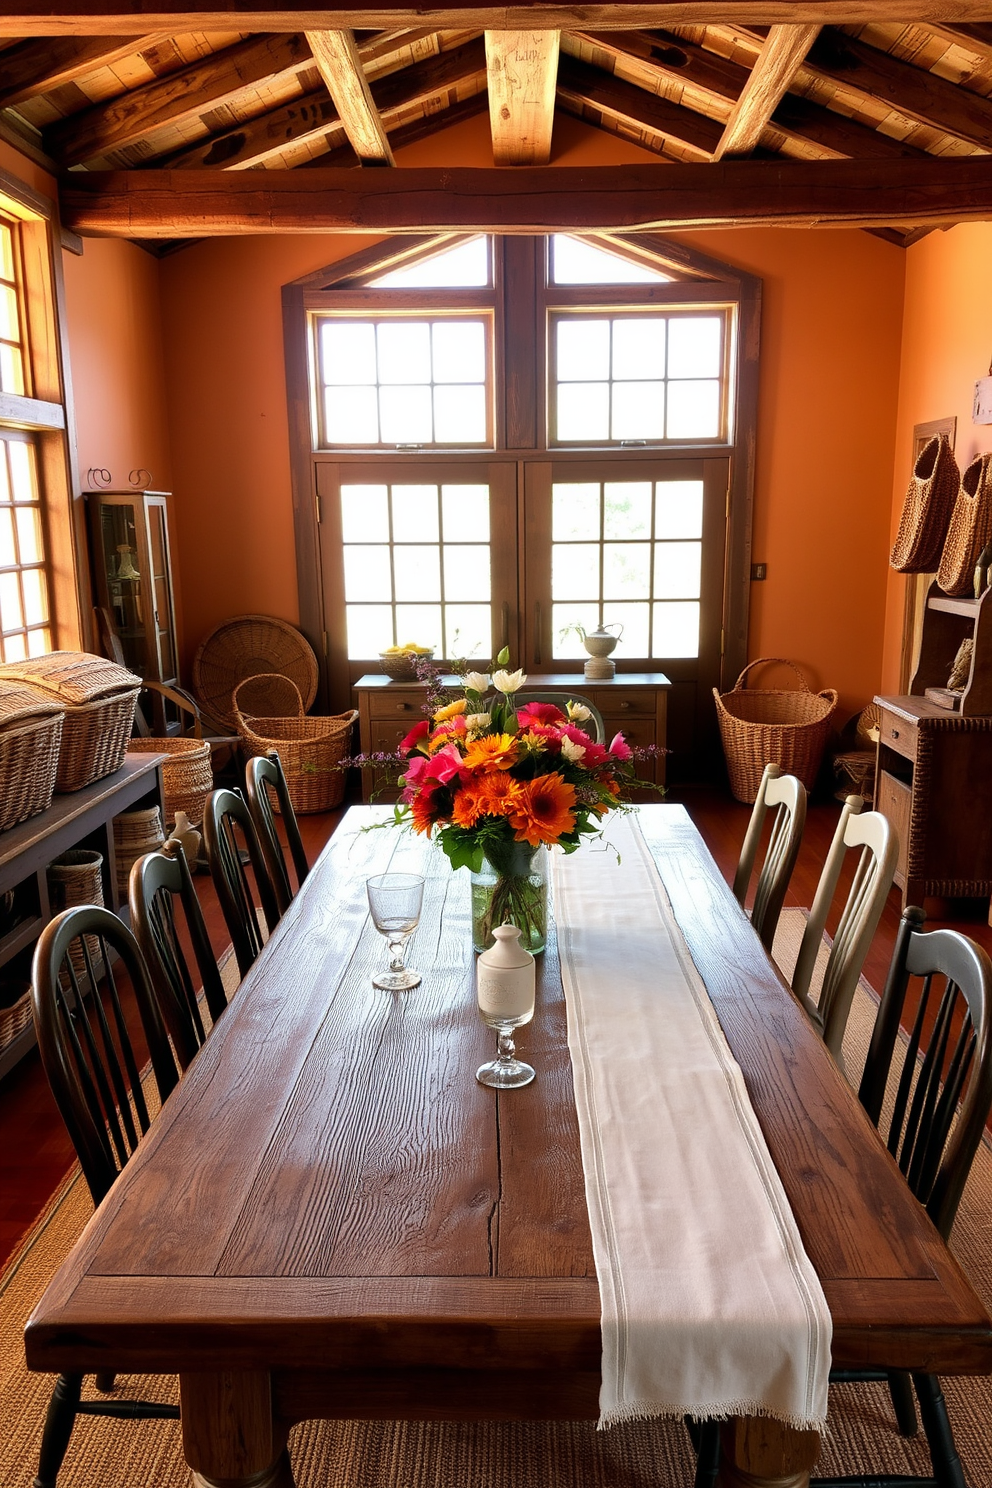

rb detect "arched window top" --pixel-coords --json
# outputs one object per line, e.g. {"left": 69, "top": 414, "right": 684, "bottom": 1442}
{"left": 371, "top": 236, "right": 491, "bottom": 288}
{"left": 550, "top": 235, "right": 673, "bottom": 285}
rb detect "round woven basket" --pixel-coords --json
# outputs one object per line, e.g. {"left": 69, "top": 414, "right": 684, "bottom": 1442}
{"left": 113, "top": 805, "right": 166, "bottom": 898}
{"left": 47, "top": 850, "right": 104, "bottom": 976}
{"left": 234, "top": 675, "right": 356, "bottom": 815}
{"left": 127, "top": 738, "right": 213, "bottom": 828}
{"left": 713, "top": 658, "right": 838, "bottom": 804}
{"left": 192, "top": 616, "right": 318, "bottom": 728}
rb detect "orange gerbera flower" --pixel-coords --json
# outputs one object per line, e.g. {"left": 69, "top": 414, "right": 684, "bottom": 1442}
{"left": 433, "top": 697, "right": 467, "bottom": 723}
{"left": 453, "top": 772, "right": 519, "bottom": 827}
{"left": 409, "top": 792, "right": 438, "bottom": 835}
{"left": 507, "top": 773, "right": 577, "bottom": 847}
{"left": 461, "top": 732, "right": 519, "bottom": 773}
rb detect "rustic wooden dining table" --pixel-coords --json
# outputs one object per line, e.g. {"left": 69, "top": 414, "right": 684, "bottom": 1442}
{"left": 24, "top": 804, "right": 992, "bottom": 1488}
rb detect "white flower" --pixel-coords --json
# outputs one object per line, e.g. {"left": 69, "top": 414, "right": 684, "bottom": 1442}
{"left": 560, "top": 736, "right": 586, "bottom": 764}
{"left": 566, "top": 701, "right": 591, "bottom": 723}
{"left": 464, "top": 670, "right": 491, "bottom": 694}
{"left": 465, "top": 712, "right": 492, "bottom": 735}
{"left": 493, "top": 668, "right": 526, "bottom": 694}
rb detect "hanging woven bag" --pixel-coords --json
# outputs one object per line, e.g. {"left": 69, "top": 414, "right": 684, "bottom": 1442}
{"left": 937, "top": 451, "right": 992, "bottom": 596}
{"left": 890, "top": 434, "right": 960, "bottom": 573}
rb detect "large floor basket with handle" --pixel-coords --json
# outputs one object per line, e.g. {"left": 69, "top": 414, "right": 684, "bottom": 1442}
{"left": 234, "top": 674, "right": 357, "bottom": 814}
{"left": 714, "top": 658, "right": 838, "bottom": 803}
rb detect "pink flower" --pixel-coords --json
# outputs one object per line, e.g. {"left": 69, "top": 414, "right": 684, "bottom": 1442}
{"left": 609, "top": 732, "right": 633, "bottom": 761}
{"left": 516, "top": 700, "right": 566, "bottom": 730}
{"left": 398, "top": 719, "right": 430, "bottom": 756}
{"left": 562, "top": 725, "right": 608, "bottom": 767}
{"left": 398, "top": 753, "right": 429, "bottom": 802}
{"left": 425, "top": 743, "right": 463, "bottom": 785}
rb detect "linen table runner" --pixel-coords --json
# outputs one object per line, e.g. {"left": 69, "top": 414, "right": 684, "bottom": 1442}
{"left": 552, "top": 813, "right": 831, "bottom": 1430}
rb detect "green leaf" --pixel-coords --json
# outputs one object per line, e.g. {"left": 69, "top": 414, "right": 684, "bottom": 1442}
{"left": 496, "top": 645, "right": 510, "bottom": 666}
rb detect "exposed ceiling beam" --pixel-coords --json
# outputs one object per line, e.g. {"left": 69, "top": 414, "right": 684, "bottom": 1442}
{"left": 163, "top": 36, "right": 486, "bottom": 169}
{"left": 485, "top": 29, "right": 559, "bottom": 165}
{"left": 14, "top": 5, "right": 992, "bottom": 39}
{"left": 45, "top": 31, "right": 315, "bottom": 165}
{"left": 305, "top": 28, "right": 394, "bottom": 164}
{"left": 712, "top": 23, "right": 821, "bottom": 159}
{"left": 556, "top": 52, "right": 722, "bottom": 159}
{"left": 0, "top": 35, "right": 166, "bottom": 108}
{"left": 571, "top": 31, "right": 927, "bottom": 159}
{"left": 59, "top": 158, "right": 992, "bottom": 236}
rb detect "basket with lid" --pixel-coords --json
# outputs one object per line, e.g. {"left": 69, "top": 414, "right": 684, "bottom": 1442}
{"left": 0, "top": 681, "right": 65, "bottom": 832}
{"left": 0, "top": 651, "right": 141, "bottom": 793}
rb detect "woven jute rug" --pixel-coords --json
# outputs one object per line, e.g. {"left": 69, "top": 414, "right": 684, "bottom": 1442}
{"left": 2, "top": 911, "right": 991, "bottom": 1487}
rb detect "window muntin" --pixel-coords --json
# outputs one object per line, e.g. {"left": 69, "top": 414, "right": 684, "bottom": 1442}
{"left": 0, "top": 431, "right": 52, "bottom": 661}
{"left": 551, "top": 478, "right": 703, "bottom": 660}
{"left": 341, "top": 481, "right": 493, "bottom": 659}
{"left": 550, "top": 311, "right": 729, "bottom": 446}
{"left": 316, "top": 316, "right": 493, "bottom": 449}
{"left": 0, "top": 215, "right": 28, "bottom": 396}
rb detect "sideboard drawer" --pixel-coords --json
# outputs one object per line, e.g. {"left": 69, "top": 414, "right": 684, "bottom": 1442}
{"left": 367, "top": 690, "right": 422, "bottom": 719}
{"left": 878, "top": 708, "right": 918, "bottom": 762}
{"left": 589, "top": 688, "right": 657, "bottom": 718}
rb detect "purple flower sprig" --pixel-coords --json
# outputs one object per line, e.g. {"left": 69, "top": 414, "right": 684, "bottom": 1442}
{"left": 413, "top": 653, "right": 456, "bottom": 717}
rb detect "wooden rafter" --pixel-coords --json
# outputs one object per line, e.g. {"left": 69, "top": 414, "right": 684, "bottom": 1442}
{"left": 485, "top": 29, "right": 559, "bottom": 165}
{"left": 0, "top": 35, "right": 166, "bottom": 108}
{"left": 304, "top": 91, "right": 491, "bottom": 167}
{"left": 163, "top": 36, "right": 486, "bottom": 169}
{"left": 556, "top": 52, "right": 721, "bottom": 158}
{"left": 305, "top": 28, "right": 394, "bottom": 165}
{"left": 58, "top": 158, "right": 992, "bottom": 236}
{"left": 712, "top": 23, "right": 821, "bottom": 159}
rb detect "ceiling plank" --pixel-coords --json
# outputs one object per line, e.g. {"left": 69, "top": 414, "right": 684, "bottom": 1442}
{"left": 15, "top": 5, "right": 992, "bottom": 39}
{"left": 571, "top": 31, "right": 928, "bottom": 159}
{"left": 45, "top": 31, "right": 315, "bottom": 165}
{"left": 59, "top": 158, "right": 992, "bottom": 236}
{"left": 485, "top": 29, "right": 559, "bottom": 165}
{"left": 555, "top": 52, "right": 721, "bottom": 158}
{"left": 163, "top": 36, "right": 486, "bottom": 169}
{"left": 712, "top": 22, "right": 821, "bottom": 159}
{"left": 305, "top": 28, "right": 394, "bottom": 164}
{"left": 0, "top": 35, "right": 167, "bottom": 108}
{"left": 302, "top": 92, "right": 492, "bottom": 166}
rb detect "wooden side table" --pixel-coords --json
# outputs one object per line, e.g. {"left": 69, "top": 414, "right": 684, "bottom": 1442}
{"left": 873, "top": 695, "right": 992, "bottom": 910}
{"left": 353, "top": 673, "right": 671, "bottom": 802}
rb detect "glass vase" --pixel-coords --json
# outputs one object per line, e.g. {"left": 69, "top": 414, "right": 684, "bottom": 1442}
{"left": 470, "top": 841, "right": 548, "bottom": 955}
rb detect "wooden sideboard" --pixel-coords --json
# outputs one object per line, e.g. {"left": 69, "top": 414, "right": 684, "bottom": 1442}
{"left": 0, "top": 753, "right": 165, "bottom": 1080}
{"left": 354, "top": 672, "right": 671, "bottom": 803}
{"left": 873, "top": 694, "right": 992, "bottom": 910}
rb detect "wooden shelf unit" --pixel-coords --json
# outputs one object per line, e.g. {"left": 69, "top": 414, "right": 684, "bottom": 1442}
{"left": 909, "top": 581, "right": 992, "bottom": 715}
{"left": 353, "top": 672, "right": 671, "bottom": 802}
{"left": 0, "top": 754, "right": 165, "bottom": 1080}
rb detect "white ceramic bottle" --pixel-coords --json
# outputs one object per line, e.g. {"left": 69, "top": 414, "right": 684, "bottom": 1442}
{"left": 476, "top": 924, "right": 537, "bottom": 1088}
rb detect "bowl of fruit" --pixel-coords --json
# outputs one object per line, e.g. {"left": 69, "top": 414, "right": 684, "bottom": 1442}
{"left": 378, "top": 643, "right": 434, "bottom": 681}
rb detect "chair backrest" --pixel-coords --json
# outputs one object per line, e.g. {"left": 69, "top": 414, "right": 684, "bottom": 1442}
{"left": 129, "top": 839, "right": 230, "bottom": 1068}
{"left": 202, "top": 787, "right": 281, "bottom": 978}
{"left": 244, "top": 751, "right": 309, "bottom": 917}
{"left": 515, "top": 691, "right": 606, "bottom": 744}
{"left": 858, "top": 905, "right": 992, "bottom": 1240}
{"left": 791, "top": 795, "right": 899, "bottom": 1062}
{"left": 31, "top": 905, "right": 181, "bottom": 1206}
{"left": 732, "top": 762, "right": 807, "bottom": 952}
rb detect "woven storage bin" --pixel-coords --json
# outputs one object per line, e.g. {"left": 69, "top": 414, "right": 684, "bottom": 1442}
{"left": 713, "top": 658, "right": 838, "bottom": 804}
{"left": 47, "top": 850, "right": 104, "bottom": 977}
{"left": 126, "top": 738, "right": 212, "bottom": 828}
{"left": 0, "top": 651, "right": 141, "bottom": 793}
{"left": 234, "top": 675, "right": 357, "bottom": 814}
{"left": 0, "top": 682, "right": 64, "bottom": 833}
{"left": 890, "top": 434, "right": 961, "bottom": 574}
{"left": 937, "top": 451, "right": 992, "bottom": 597}
{"left": 113, "top": 805, "right": 165, "bottom": 897}
{"left": 0, "top": 982, "right": 33, "bottom": 1054}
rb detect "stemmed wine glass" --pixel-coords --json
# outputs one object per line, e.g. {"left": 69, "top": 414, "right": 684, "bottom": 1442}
{"left": 476, "top": 924, "right": 536, "bottom": 1088}
{"left": 366, "top": 873, "right": 424, "bottom": 990}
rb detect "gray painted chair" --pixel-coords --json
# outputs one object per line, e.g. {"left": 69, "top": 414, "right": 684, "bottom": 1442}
{"left": 732, "top": 761, "right": 807, "bottom": 952}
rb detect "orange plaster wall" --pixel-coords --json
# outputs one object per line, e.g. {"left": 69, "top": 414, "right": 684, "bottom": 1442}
{"left": 879, "top": 222, "right": 992, "bottom": 694}
{"left": 157, "top": 117, "right": 905, "bottom": 713}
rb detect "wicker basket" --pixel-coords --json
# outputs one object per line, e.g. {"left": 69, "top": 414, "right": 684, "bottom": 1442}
{"left": 0, "top": 683, "right": 65, "bottom": 833}
{"left": 126, "top": 738, "right": 213, "bottom": 828}
{"left": 890, "top": 434, "right": 960, "bottom": 574}
{"left": 0, "top": 984, "right": 33, "bottom": 1054}
{"left": 0, "top": 651, "right": 141, "bottom": 793}
{"left": 47, "top": 849, "right": 105, "bottom": 977}
{"left": 234, "top": 675, "right": 357, "bottom": 814}
{"left": 113, "top": 805, "right": 165, "bottom": 897}
{"left": 193, "top": 615, "right": 318, "bottom": 728}
{"left": 713, "top": 658, "right": 838, "bottom": 804}
{"left": 937, "top": 451, "right": 992, "bottom": 597}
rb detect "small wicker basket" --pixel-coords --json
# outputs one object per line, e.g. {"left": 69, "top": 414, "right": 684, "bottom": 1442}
{"left": 234, "top": 675, "right": 357, "bottom": 814}
{"left": 126, "top": 738, "right": 213, "bottom": 828}
{"left": 0, "top": 652, "right": 141, "bottom": 793}
{"left": 0, "top": 683, "right": 65, "bottom": 833}
{"left": 47, "top": 849, "right": 105, "bottom": 977}
{"left": 0, "top": 983, "right": 33, "bottom": 1054}
{"left": 713, "top": 658, "right": 838, "bottom": 804}
{"left": 113, "top": 805, "right": 166, "bottom": 897}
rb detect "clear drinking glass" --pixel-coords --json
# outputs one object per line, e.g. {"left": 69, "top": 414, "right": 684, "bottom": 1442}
{"left": 366, "top": 873, "right": 424, "bottom": 990}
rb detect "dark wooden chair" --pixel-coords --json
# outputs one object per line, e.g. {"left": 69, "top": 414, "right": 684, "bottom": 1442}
{"left": 129, "top": 839, "right": 230, "bottom": 1067}
{"left": 202, "top": 787, "right": 281, "bottom": 978}
{"left": 29, "top": 906, "right": 182, "bottom": 1488}
{"left": 515, "top": 690, "right": 606, "bottom": 744}
{"left": 244, "top": 751, "right": 309, "bottom": 918}
{"left": 732, "top": 761, "right": 807, "bottom": 951}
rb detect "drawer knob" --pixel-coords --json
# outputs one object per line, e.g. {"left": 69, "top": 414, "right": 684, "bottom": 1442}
{"left": 396, "top": 703, "right": 411, "bottom": 712}
{"left": 620, "top": 701, "right": 631, "bottom": 710}
{"left": 891, "top": 727, "right": 899, "bottom": 738}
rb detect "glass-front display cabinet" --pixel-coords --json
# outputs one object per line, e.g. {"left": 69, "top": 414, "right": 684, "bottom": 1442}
{"left": 88, "top": 489, "right": 179, "bottom": 733}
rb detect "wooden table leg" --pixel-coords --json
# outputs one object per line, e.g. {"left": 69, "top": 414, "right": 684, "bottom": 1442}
{"left": 718, "top": 1417, "right": 821, "bottom": 1488}
{"left": 180, "top": 1371, "right": 294, "bottom": 1488}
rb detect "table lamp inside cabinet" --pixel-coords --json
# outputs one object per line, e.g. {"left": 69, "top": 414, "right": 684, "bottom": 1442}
{"left": 87, "top": 488, "right": 179, "bottom": 734}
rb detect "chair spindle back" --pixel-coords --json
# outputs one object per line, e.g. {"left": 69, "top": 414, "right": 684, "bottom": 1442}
{"left": 203, "top": 788, "right": 281, "bottom": 978}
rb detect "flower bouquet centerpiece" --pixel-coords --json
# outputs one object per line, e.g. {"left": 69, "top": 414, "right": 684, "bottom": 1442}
{"left": 388, "top": 649, "right": 660, "bottom": 954}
